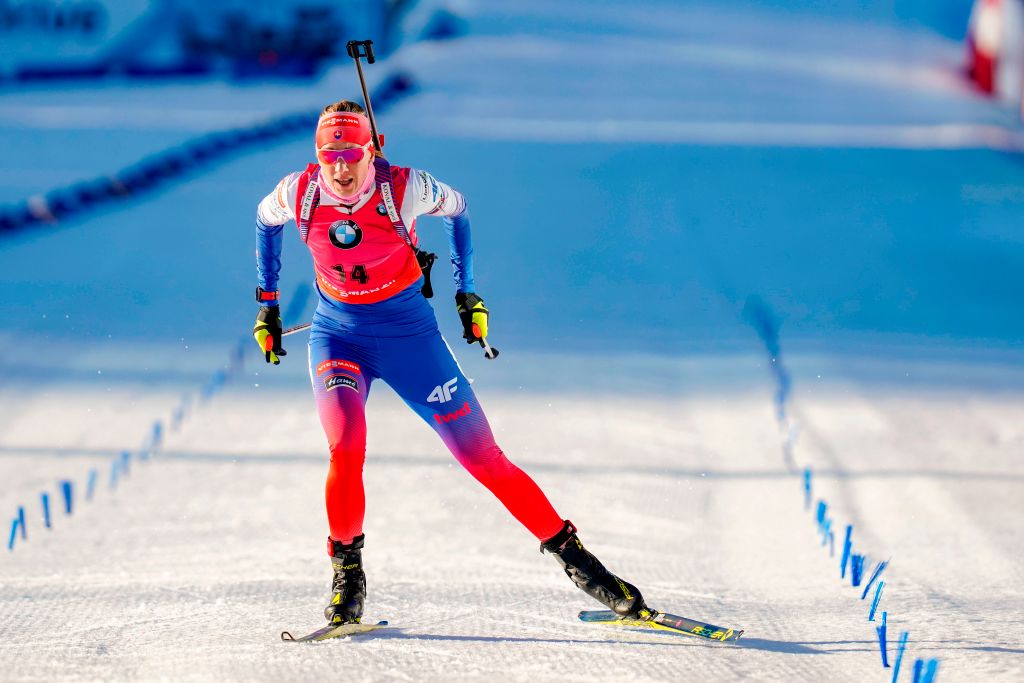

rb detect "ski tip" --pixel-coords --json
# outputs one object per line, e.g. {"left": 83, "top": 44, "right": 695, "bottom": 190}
{"left": 280, "top": 631, "right": 295, "bottom": 642}
{"left": 578, "top": 609, "right": 618, "bottom": 622}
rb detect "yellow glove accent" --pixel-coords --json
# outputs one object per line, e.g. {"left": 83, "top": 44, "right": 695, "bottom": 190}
{"left": 252, "top": 325, "right": 282, "bottom": 365}
{"left": 456, "top": 293, "right": 489, "bottom": 343}
{"left": 253, "top": 309, "right": 286, "bottom": 365}
{"left": 469, "top": 302, "right": 488, "bottom": 340}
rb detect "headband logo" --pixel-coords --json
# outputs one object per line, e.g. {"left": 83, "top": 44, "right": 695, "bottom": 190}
{"left": 321, "top": 114, "right": 363, "bottom": 128}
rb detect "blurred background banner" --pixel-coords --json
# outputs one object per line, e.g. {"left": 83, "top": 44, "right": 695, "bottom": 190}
{"left": 0, "top": 0, "right": 417, "bottom": 82}
{"left": 0, "top": 1, "right": 995, "bottom": 87}
{"left": 0, "top": 0, "right": 147, "bottom": 71}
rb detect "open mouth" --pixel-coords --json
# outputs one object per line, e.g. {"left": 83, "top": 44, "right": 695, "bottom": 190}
{"left": 334, "top": 177, "right": 355, "bottom": 191}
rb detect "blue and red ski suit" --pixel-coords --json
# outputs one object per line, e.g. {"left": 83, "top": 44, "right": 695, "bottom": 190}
{"left": 256, "top": 162, "right": 564, "bottom": 544}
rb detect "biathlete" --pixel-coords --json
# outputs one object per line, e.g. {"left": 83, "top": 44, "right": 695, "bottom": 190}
{"left": 252, "top": 100, "right": 648, "bottom": 626}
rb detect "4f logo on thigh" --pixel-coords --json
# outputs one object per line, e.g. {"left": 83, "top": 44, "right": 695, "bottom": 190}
{"left": 427, "top": 377, "right": 458, "bottom": 404}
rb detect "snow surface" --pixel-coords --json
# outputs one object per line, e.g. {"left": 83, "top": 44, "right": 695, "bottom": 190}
{"left": 1, "top": 1, "right": 1023, "bottom": 681}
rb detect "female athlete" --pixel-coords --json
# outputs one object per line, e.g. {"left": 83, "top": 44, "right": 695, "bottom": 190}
{"left": 252, "top": 100, "right": 648, "bottom": 626}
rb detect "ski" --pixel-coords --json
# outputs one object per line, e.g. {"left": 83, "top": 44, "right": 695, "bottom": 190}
{"left": 281, "top": 620, "right": 389, "bottom": 642}
{"left": 579, "top": 610, "right": 743, "bottom": 642}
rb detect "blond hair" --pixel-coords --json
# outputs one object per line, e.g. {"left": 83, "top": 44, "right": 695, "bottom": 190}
{"left": 320, "top": 100, "right": 366, "bottom": 117}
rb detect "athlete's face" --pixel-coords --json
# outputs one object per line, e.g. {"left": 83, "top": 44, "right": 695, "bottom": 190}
{"left": 318, "top": 141, "right": 373, "bottom": 196}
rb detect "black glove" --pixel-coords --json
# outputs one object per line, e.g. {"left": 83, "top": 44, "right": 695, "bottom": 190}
{"left": 253, "top": 306, "right": 287, "bottom": 365}
{"left": 455, "top": 292, "right": 489, "bottom": 344}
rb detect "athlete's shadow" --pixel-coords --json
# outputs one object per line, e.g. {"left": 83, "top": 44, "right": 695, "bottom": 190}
{"left": 363, "top": 629, "right": 703, "bottom": 648}
{"left": 734, "top": 638, "right": 833, "bottom": 654}
{"left": 738, "top": 638, "right": 1024, "bottom": 656}
{"left": 361, "top": 629, "right": 825, "bottom": 651}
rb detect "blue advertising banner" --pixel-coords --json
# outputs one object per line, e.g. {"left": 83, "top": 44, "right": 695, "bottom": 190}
{"left": 0, "top": 0, "right": 392, "bottom": 82}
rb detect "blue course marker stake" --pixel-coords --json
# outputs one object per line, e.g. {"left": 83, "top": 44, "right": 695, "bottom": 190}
{"left": 60, "top": 480, "right": 73, "bottom": 515}
{"left": 816, "top": 500, "right": 827, "bottom": 529}
{"left": 17, "top": 506, "right": 26, "bottom": 540}
{"left": 821, "top": 518, "right": 832, "bottom": 547}
{"left": 912, "top": 659, "right": 924, "bottom": 682}
{"left": 840, "top": 525, "right": 853, "bottom": 578}
{"left": 922, "top": 659, "right": 939, "bottom": 683}
{"left": 803, "top": 468, "right": 812, "bottom": 510}
{"left": 869, "top": 581, "right": 885, "bottom": 621}
{"left": 232, "top": 342, "right": 246, "bottom": 372}
{"left": 7, "top": 518, "right": 19, "bottom": 551}
{"left": 40, "top": 492, "right": 52, "bottom": 529}
{"left": 152, "top": 421, "right": 163, "bottom": 451}
{"left": 851, "top": 554, "right": 866, "bottom": 587}
{"left": 862, "top": 559, "right": 889, "bottom": 599}
{"left": 120, "top": 450, "right": 132, "bottom": 477}
{"left": 86, "top": 469, "right": 98, "bottom": 501}
{"left": 828, "top": 530, "right": 835, "bottom": 558}
{"left": 892, "top": 631, "right": 909, "bottom": 683}
{"left": 109, "top": 459, "right": 120, "bottom": 490}
{"left": 876, "top": 612, "right": 889, "bottom": 667}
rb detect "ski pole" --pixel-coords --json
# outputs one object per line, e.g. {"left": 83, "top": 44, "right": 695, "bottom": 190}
{"left": 346, "top": 40, "right": 382, "bottom": 153}
{"left": 286, "top": 321, "right": 499, "bottom": 360}
{"left": 282, "top": 322, "right": 311, "bottom": 338}
{"left": 345, "top": 38, "right": 498, "bottom": 364}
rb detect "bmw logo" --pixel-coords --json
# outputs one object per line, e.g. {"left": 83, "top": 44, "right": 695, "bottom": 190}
{"left": 329, "top": 220, "right": 362, "bottom": 249}
{"left": 376, "top": 202, "right": 388, "bottom": 216}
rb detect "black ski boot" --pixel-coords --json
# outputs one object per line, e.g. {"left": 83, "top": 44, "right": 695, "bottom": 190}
{"left": 541, "top": 520, "right": 650, "bottom": 619}
{"left": 324, "top": 535, "right": 366, "bottom": 625}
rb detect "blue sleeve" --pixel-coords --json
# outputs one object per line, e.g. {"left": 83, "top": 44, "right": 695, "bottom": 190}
{"left": 256, "top": 214, "right": 283, "bottom": 303}
{"left": 443, "top": 208, "right": 475, "bottom": 294}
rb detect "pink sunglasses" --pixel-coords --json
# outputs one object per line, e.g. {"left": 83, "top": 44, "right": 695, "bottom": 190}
{"left": 317, "top": 142, "right": 372, "bottom": 165}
